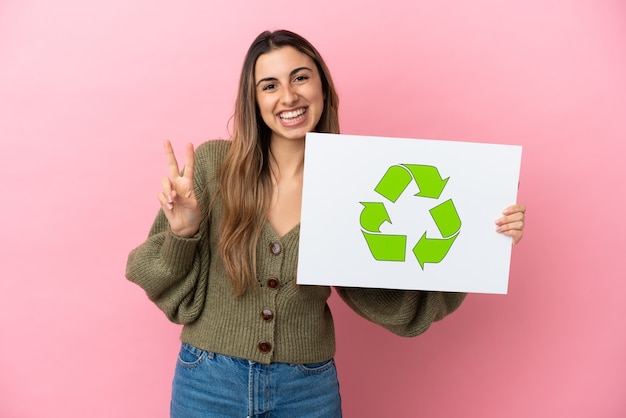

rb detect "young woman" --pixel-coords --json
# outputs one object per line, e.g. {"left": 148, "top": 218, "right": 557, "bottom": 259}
{"left": 126, "top": 29, "right": 526, "bottom": 418}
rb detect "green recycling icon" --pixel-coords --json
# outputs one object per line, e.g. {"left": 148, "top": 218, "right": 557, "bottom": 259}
{"left": 359, "top": 164, "right": 461, "bottom": 269}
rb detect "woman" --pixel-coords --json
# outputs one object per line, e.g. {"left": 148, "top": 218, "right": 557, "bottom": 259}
{"left": 126, "top": 29, "right": 526, "bottom": 418}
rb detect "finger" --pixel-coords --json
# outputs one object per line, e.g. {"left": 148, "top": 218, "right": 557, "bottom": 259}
{"left": 157, "top": 191, "right": 173, "bottom": 211}
{"left": 182, "top": 143, "right": 195, "bottom": 180}
{"left": 496, "top": 220, "right": 524, "bottom": 233}
{"left": 163, "top": 140, "right": 182, "bottom": 179}
{"left": 161, "top": 176, "right": 174, "bottom": 208}
{"left": 502, "top": 204, "right": 526, "bottom": 216}
{"left": 496, "top": 212, "right": 525, "bottom": 227}
{"left": 495, "top": 209, "right": 525, "bottom": 226}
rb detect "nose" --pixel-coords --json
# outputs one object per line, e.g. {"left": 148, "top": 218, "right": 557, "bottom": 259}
{"left": 280, "top": 85, "right": 298, "bottom": 106}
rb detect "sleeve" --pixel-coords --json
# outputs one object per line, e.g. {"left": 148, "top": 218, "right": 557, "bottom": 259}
{"left": 335, "top": 287, "right": 466, "bottom": 337}
{"left": 125, "top": 210, "right": 207, "bottom": 325}
{"left": 125, "top": 140, "right": 225, "bottom": 324}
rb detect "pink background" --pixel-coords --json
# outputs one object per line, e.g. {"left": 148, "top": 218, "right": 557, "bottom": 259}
{"left": 1, "top": 0, "right": 625, "bottom": 417}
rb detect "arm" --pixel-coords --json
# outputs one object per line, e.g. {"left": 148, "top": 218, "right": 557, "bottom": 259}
{"left": 336, "top": 288, "right": 466, "bottom": 337}
{"left": 126, "top": 210, "right": 208, "bottom": 324}
{"left": 125, "top": 141, "right": 214, "bottom": 324}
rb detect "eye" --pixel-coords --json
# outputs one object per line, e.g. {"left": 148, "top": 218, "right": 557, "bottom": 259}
{"left": 294, "top": 75, "right": 309, "bottom": 83}
{"left": 262, "top": 83, "right": 277, "bottom": 91}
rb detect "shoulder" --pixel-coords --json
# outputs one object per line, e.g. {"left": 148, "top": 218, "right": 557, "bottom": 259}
{"left": 195, "top": 139, "right": 231, "bottom": 164}
{"left": 192, "top": 139, "right": 231, "bottom": 186}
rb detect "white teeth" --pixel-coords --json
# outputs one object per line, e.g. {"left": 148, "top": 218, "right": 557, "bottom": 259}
{"left": 279, "top": 108, "right": 306, "bottom": 120}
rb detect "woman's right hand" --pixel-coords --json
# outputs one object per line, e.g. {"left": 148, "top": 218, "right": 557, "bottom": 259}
{"left": 157, "top": 140, "right": 201, "bottom": 238}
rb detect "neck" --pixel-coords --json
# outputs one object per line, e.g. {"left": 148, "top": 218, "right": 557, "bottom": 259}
{"left": 269, "top": 137, "right": 305, "bottom": 180}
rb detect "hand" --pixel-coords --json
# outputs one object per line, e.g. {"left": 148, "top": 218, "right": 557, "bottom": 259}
{"left": 157, "top": 140, "right": 201, "bottom": 238}
{"left": 495, "top": 204, "right": 526, "bottom": 246}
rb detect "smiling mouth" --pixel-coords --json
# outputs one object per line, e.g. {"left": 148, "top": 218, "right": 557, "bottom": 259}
{"left": 279, "top": 108, "right": 307, "bottom": 123}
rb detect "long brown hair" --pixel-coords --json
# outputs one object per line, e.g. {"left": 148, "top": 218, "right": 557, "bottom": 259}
{"left": 217, "top": 30, "right": 340, "bottom": 296}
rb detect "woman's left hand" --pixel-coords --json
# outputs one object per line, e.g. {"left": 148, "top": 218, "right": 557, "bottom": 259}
{"left": 495, "top": 204, "right": 526, "bottom": 246}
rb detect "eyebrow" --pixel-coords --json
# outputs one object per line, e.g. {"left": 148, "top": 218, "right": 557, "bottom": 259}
{"left": 256, "top": 66, "right": 313, "bottom": 87}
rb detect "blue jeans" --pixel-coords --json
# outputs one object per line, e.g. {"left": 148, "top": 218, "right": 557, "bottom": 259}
{"left": 171, "top": 343, "right": 342, "bottom": 418}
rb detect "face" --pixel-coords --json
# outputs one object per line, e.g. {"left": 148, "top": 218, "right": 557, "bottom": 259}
{"left": 254, "top": 46, "right": 325, "bottom": 144}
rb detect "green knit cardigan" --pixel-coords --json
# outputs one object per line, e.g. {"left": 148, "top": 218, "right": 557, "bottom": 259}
{"left": 126, "top": 140, "right": 466, "bottom": 364}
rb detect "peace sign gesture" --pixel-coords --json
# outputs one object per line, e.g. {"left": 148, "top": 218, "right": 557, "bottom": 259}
{"left": 157, "top": 140, "right": 201, "bottom": 238}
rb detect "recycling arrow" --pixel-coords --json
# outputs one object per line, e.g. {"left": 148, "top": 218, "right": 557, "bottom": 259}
{"left": 411, "top": 198, "right": 461, "bottom": 269}
{"left": 362, "top": 232, "right": 407, "bottom": 261}
{"left": 403, "top": 164, "right": 449, "bottom": 199}
{"left": 430, "top": 199, "right": 461, "bottom": 238}
{"left": 359, "top": 164, "right": 462, "bottom": 270}
{"left": 359, "top": 202, "right": 391, "bottom": 233}
{"left": 412, "top": 232, "right": 459, "bottom": 269}
{"left": 374, "top": 165, "right": 413, "bottom": 203}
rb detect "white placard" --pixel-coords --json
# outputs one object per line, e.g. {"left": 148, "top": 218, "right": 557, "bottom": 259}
{"left": 296, "top": 133, "right": 522, "bottom": 294}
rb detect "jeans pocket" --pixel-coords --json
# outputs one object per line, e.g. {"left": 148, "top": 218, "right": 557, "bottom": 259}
{"left": 177, "top": 343, "right": 211, "bottom": 369}
{"left": 295, "top": 358, "right": 335, "bottom": 375}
